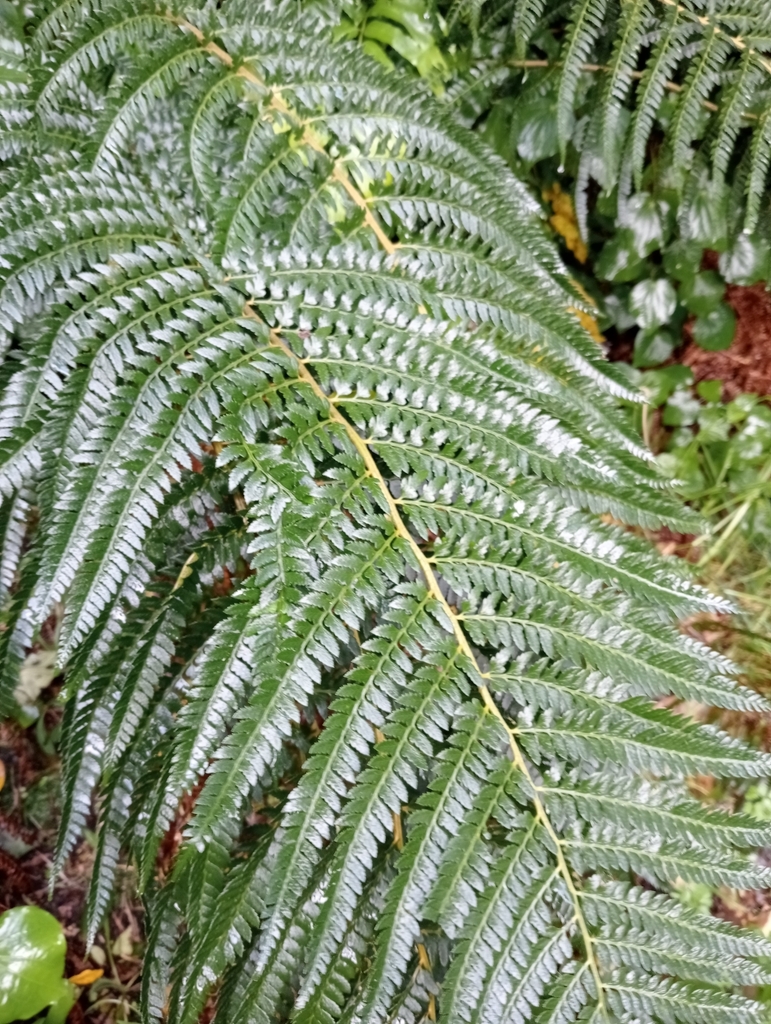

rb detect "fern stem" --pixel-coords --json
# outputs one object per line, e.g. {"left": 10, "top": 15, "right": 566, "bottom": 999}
{"left": 654, "top": 0, "right": 771, "bottom": 76}
{"left": 509, "top": 59, "right": 752, "bottom": 119}
{"left": 330, "top": 165, "right": 398, "bottom": 255}
{"left": 175, "top": 13, "right": 398, "bottom": 253}
{"left": 265, "top": 325, "right": 608, "bottom": 1019}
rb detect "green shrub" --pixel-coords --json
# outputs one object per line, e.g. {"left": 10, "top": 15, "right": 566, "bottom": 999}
{"left": 1, "top": 2, "right": 771, "bottom": 1023}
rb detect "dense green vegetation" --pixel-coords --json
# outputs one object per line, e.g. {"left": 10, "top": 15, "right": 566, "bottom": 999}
{"left": 2, "top": 1, "right": 771, "bottom": 1022}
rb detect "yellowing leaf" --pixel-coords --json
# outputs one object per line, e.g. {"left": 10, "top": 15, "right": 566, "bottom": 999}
{"left": 88, "top": 945, "right": 106, "bottom": 967}
{"left": 172, "top": 551, "right": 198, "bottom": 592}
{"left": 543, "top": 183, "right": 588, "bottom": 263}
{"left": 568, "top": 305, "right": 605, "bottom": 344}
{"left": 13, "top": 649, "right": 58, "bottom": 708}
{"left": 68, "top": 968, "right": 103, "bottom": 986}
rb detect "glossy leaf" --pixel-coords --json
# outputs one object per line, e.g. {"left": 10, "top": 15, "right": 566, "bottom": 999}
{"left": 679, "top": 271, "right": 725, "bottom": 316}
{"left": 629, "top": 279, "right": 677, "bottom": 329}
{"left": 0, "top": 906, "right": 75, "bottom": 1024}
{"left": 719, "top": 234, "right": 771, "bottom": 286}
{"left": 634, "top": 327, "right": 675, "bottom": 368}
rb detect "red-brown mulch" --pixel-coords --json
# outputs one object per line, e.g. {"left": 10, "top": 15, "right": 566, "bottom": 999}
{"left": 680, "top": 252, "right": 771, "bottom": 399}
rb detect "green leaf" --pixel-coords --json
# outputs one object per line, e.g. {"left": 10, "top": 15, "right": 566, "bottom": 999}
{"left": 512, "top": 97, "right": 560, "bottom": 163}
{"left": 692, "top": 302, "right": 737, "bottom": 352}
{"left": 662, "top": 388, "right": 701, "bottom": 427}
{"left": 595, "top": 229, "right": 647, "bottom": 282}
{"left": 361, "top": 39, "right": 395, "bottom": 69}
{"left": 662, "top": 239, "right": 704, "bottom": 283}
{"left": 726, "top": 393, "right": 758, "bottom": 424}
{"left": 363, "top": 0, "right": 447, "bottom": 79}
{"left": 619, "top": 194, "right": 670, "bottom": 258}
{"left": 679, "top": 271, "right": 725, "bottom": 316}
{"left": 629, "top": 279, "right": 677, "bottom": 329}
{"left": 634, "top": 327, "right": 675, "bottom": 368}
{"left": 641, "top": 365, "right": 693, "bottom": 406}
{"left": 718, "top": 234, "right": 771, "bottom": 286}
{"left": 0, "top": 907, "right": 75, "bottom": 1024}
{"left": 696, "top": 379, "right": 722, "bottom": 404}
{"left": 682, "top": 176, "right": 728, "bottom": 251}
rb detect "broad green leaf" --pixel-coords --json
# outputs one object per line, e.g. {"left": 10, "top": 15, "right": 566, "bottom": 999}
{"left": 634, "top": 327, "right": 674, "bottom": 368}
{"left": 595, "top": 229, "right": 646, "bottom": 282}
{"left": 682, "top": 177, "right": 728, "bottom": 251}
{"left": 662, "top": 239, "right": 704, "bottom": 283}
{"left": 679, "top": 271, "right": 725, "bottom": 316}
{"left": 629, "top": 279, "right": 677, "bottom": 329}
{"left": 0, "top": 906, "right": 75, "bottom": 1024}
{"left": 718, "top": 234, "right": 771, "bottom": 286}
{"left": 512, "top": 97, "right": 560, "bottom": 162}
{"left": 619, "top": 194, "right": 670, "bottom": 258}
{"left": 692, "top": 302, "right": 736, "bottom": 352}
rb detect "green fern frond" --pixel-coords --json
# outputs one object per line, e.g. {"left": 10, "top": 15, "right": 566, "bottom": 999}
{"left": 470, "top": 0, "right": 771, "bottom": 226}
{"left": 557, "top": 0, "right": 609, "bottom": 158}
{"left": 0, "top": 3, "right": 769, "bottom": 1022}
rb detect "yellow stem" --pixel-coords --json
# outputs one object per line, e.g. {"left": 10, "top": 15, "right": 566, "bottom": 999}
{"left": 655, "top": 0, "right": 771, "bottom": 75}
{"left": 176, "top": 16, "right": 395, "bottom": 252}
{"left": 331, "top": 165, "right": 398, "bottom": 255}
{"left": 265, "top": 325, "right": 607, "bottom": 1015}
{"left": 180, "top": 6, "right": 602, "bottom": 1002}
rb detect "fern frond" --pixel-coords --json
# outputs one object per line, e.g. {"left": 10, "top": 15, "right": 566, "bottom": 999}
{"left": 355, "top": 704, "right": 504, "bottom": 1021}
{"left": 472, "top": 0, "right": 771, "bottom": 219}
{"left": 513, "top": 0, "right": 548, "bottom": 58}
{"left": 712, "top": 47, "right": 764, "bottom": 179}
{"left": 1, "top": 5, "right": 768, "bottom": 1022}
{"left": 557, "top": 0, "right": 609, "bottom": 158}
{"left": 669, "top": 28, "right": 732, "bottom": 172}
{"left": 600, "top": 0, "right": 652, "bottom": 179}
{"left": 746, "top": 102, "right": 771, "bottom": 230}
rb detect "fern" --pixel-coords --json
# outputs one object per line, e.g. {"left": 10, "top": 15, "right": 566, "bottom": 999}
{"left": 457, "top": 0, "right": 771, "bottom": 230}
{"left": 1, "top": 2, "right": 771, "bottom": 1022}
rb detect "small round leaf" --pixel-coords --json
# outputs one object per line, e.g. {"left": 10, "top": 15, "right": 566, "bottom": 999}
{"left": 629, "top": 279, "right": 677, "bottom": 330}
{"left": 692, "top": 303, "right": 736, "bottom": 351}
{"left": 679, "top": 271, "right": 725, "bottom": 316}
